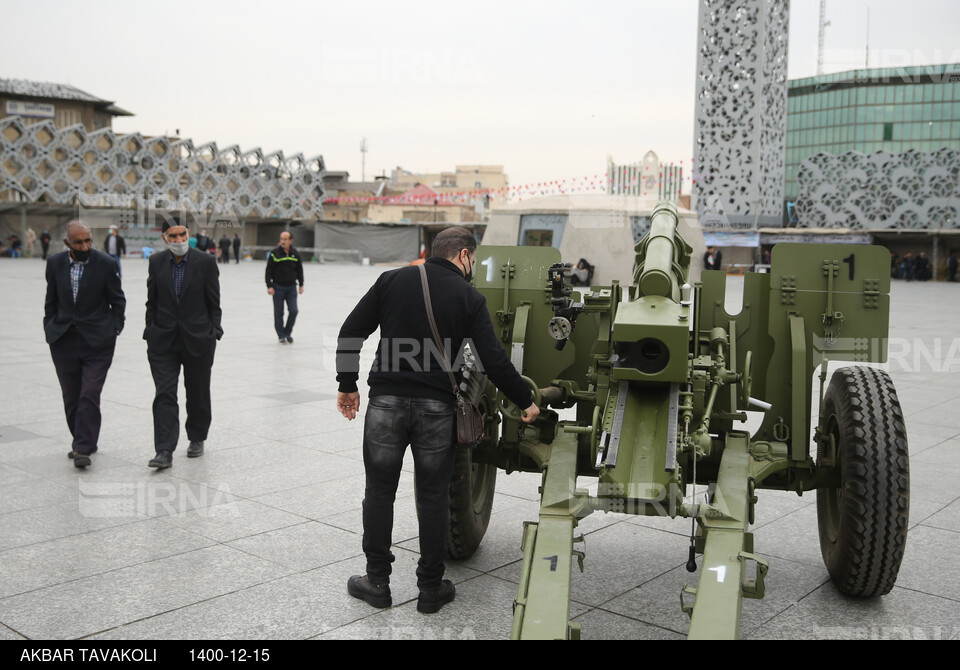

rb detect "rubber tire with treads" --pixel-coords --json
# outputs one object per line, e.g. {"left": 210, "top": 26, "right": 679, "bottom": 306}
{"left": 447, "top": 447, "right": 497, "bottom": 559}
{"left": 816, "top": 366, "right": 909, "bottom": 597}
{"left": 447, "top": 358, "right": 498, "bottom": 560}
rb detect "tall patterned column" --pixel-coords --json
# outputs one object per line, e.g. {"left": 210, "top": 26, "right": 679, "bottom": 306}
{"left": 693, "top": 0, "right": 789, "bottom": 227}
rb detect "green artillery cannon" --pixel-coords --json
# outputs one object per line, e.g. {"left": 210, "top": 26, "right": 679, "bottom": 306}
{"left": 447, "top": 201, "right": 909, "bottom": 639}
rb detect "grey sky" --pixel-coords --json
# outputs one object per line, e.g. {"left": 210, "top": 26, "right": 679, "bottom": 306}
{"left": 4, "top": 0, "right": 959, "bottom": 194}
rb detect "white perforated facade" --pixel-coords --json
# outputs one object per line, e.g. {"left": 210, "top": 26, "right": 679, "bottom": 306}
{"left": 693, "top": 0, "right": 789, "bottom": 227}
{"left": 0, "top": 116, "right": 325, "bottom": 220}
{"left": 795, "top": 148, "right": 960, "bottom": 230}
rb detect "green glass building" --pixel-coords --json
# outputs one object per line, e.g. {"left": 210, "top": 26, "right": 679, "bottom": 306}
{"left": 785, "top": 63, "right": 960, "bottom": 207}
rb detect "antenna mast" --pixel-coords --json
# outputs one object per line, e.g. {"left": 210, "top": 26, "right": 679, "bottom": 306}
{"left": 817, "top": 0, "right": 831, "bottom": 76}
{"left": 360, "top": 137, "right": 368, "bottom": 182}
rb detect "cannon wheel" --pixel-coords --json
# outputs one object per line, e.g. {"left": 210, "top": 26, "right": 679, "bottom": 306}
{"left": 447, "top": 440, "right": 498, "bottom": 560}
{"left": 447, "top": 367, "right": 499, "bottom": 560}
{"left": 816, "top": 366, "right": 909, "bottom": 596}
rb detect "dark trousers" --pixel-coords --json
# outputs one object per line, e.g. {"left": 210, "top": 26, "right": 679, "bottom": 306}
{"left": 361, "top": 395, "right": 456, "bottom": 589}
{"left": 219, "top": 249, "right": 230, "bottom": 263}
{"left": 272, "top": 284, "right": 299, "bottom": 339}
{"left": 233, "top": 245, "right": 240, "bottom": 263}
{"left": 147, "top": 337, "right": 215, "bottom": 453}
{"left": 49, "top": 330, "right": 115, "bottom": 455}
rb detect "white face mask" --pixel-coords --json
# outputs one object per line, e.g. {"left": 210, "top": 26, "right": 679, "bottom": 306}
{"left": 167, "top": 240, "right": 190, "bottom": 256}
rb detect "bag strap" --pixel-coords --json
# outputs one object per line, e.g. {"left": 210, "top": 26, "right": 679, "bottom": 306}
{"left": 418, "top": 264, "right": 460, "bottom": 399}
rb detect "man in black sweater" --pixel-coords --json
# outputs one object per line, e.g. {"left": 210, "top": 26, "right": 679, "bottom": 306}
{"left": 336, "top": 227, "right": 539, "bottom": 614}
{"left": 264, "top": 231, "right": 304, "bottom": 344}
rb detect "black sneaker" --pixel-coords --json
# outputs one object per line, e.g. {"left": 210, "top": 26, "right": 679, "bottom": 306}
{"left": 417, "top": 579, "right": 455, "bottom": 614}
{"left": 285, "top": 335, "right": 294, "bottom": 344}
{"left": 347, "top": 575, "right": 392, "bottom": 609}
{"left": 73, "top": 453, "right": 91, "bottom": 469}
{"left": 187, "top": 440, "right": 204, "bottom": 458}
{"left": 279, "top": 338, "right": 287, "bottom": 345}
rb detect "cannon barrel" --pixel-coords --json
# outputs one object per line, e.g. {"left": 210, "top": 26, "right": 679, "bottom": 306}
{"left": 635, "top": 202, "right": 689, "bottom": 302}
{"left": 615, "top": 202, "right": 693, "bottom": 384}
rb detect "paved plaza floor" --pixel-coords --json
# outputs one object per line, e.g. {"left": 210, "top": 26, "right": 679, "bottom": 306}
{"left": 0, "top": 254, "right": 958, "bottom": 640}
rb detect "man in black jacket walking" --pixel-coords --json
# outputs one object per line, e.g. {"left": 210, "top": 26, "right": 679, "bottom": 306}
{"left": 336, "top": 227, "right": 539, "bottom": 614}
{"left": 40, "top": 229, "right": 52, "bottom": 259}
{"left": 103, "top": 225, "right": 127, "bottom": 277}
{"left": 144, "top": 217, "right": 223, "bottom": 469}
{"left": 265, "top": 231, "right": 304, "bottom": 344}
{"left": 44, "top": 221, "right": 125, "bottom": 469}
{"left": 218, "top": 233, "right": 231, "bottom": 264}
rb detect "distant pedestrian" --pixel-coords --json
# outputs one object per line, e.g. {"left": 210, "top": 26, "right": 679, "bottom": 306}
{"left": 916, "top": 253, "right": 930, "bottom": 281}
{"left": 24, "top": 227, "right": 36, "bottom": 259}
{"left": 44, "top": 220, "right": 125, "bottom": 469}
{"left": 9, "top": 235, "right": 22, "bottom": 259}
{"left": 219, "top": 234, "right": 231, "bottom": 264}
{"left": 233, "top": 234, "right": 241, "bottom": 264}
{"left": 40, "top": 229, "right": 52, "bottom": 259}
{"left": 703, "top": 246, "right": 718, "bottom": 271}
{"left": 265, "top": 231, "right": 304, "bottom": 345}
{"left": 901, "top": 253, "right": 914, "bottom": 281}
{"left": 947, "top": 252, "right": 957, "bottom": 283}
{"left": 103, "top": 225, "right": 127, "bottom": 277}
{"left": 188, "top": 233, "right": 198, "bottom": 250}
{"left": 196, "top": 230, "right": 210, "bottom": 254}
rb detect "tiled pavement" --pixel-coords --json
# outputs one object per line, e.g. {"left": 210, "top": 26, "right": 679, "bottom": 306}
{"left": 0, "top": 255, "right": 958, "bottom": 640}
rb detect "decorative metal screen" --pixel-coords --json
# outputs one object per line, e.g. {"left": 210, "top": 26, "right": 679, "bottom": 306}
{"left": 693, "top": 0, "right": 789, "bottom": 225}
{"left": 795, "top": 148, "right": 960, "bottom": 229}
{"left": 0, "top": 116, "right": 325, "bottom": 219}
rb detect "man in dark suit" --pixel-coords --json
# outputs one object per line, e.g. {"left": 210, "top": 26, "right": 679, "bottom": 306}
{"left": 218, "top": 234, "right": 231, "bottom": 264}
{"left": 144, "top": 217, "right": 223, "bottom": 469}
{"left": 44, "top": 220, "right": 125, "bottom": 469}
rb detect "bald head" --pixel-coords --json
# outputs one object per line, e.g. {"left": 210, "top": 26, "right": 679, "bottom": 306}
{"left": 65, "top": 220, "right": 91, "bottom": 237}
{"left": 64, "top": 221, "right": 93, "bottom": 260}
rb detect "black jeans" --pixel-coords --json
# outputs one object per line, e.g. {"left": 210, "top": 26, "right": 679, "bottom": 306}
{"left": 362, "top": 394, "right": 456, "bottom": 589}
{"left": 272, "top": 284, "right": 298, "bottom": 339}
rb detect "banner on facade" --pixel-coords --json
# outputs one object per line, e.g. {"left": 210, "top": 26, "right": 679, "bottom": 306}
{"left": 5, "top": 101, "right": 55, "bottom": 118}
